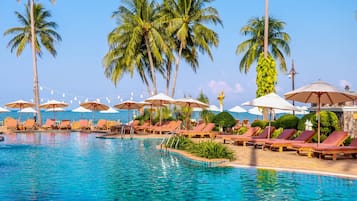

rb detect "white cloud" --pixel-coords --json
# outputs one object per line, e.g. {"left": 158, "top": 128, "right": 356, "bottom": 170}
{"left": 207, "top": 80, "right": 244, "bottom": 94}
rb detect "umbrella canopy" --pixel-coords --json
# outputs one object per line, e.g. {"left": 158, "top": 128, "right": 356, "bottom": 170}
{"left": 46, "top": 108, "right": 65, "bottom": 112}
{"left": 248, "top": 107, "right": 263, "bottom": 116}
{"left": 6, "top": 99, "right": 35, "bottom": 109}
{"left": 100, "top": 107, "right": 118, "bottom": 113}
{"left": 228, "top": 105, "right": 247, "bottom": 113}
{"left": 114, "top": 100, "right": 149, "bottom": 124}
{"left": 242, "top": 93, "right": 299, "bottom": 139}
{"left": 72, "top": 106, "right": 91, "bottom": 113}
{"left": 114, "top": 100, "right": 149, "bottom": 110}
{"left": 80, "top": 101, "right": 109, "bottom": 111}
{"left": 40, "top": 100, "right": 68, "bottom": 109}
{"left": 40, "top": 100, "right": 68, "bottom": 120}
{"left": 174, "top": 98, "right": 208, "bottom": 109}
{"left": 0, "top": 107, "right": 10, "bottom": 113}
{"left": 18, "top": 107, "right": 37, "bottom": 113}
{"left": 242, "top": 93, "right": 298, "bottom": 111}
{"left": 145, "top": 93, "right": 175, "bottom": 106}
{"left": 208, "top": 105, "right": 220, "bottom": 112}
{"left": 284, "top": 80, "right": 357, "bottom": 144}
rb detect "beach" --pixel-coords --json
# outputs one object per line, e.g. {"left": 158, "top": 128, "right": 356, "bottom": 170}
{"left": 105, "top": 134, "right": 357, "bottom": 178}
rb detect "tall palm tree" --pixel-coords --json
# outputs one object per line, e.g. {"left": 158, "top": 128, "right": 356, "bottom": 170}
{"left": 160, "top": 0, "right": 222, "bottom": 97}
{"left": 104, "top": 0, "right": 172, "bottom": 95}
{"left": 5, "top": 1, "right": 61, "bottom": 125}
{"left": 236, "top": 16, "right": 290, "bottom": 74}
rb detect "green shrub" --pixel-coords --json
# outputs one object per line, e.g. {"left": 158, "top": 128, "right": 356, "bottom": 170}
{"left": 310, "top": 111, "right": 340, "bottom": 136}
{"left": 200, "top": 110, "right": 216, "bottom": 124}
{"left": 271, "top": 127, "right": 283, "bottom": 138}
{"left": 212, "top": 111, "right": 236, "bottom": 131}
{"left": 188, "top": 141, "right": 235, "bottom": 160}
{"left": 251, "top": 120, "right": 268, "bottom": 128}
{"left": 166, "top": 136, "right": 194, "bottom": 150}
{"left": 275, "top": 114, "right": 299, "bottom": 129}
{"left": 237, "top": 126, "right": 248, "bottom": 134}
{"left": 298, "top": 113, "right": 315, "bottom": 131}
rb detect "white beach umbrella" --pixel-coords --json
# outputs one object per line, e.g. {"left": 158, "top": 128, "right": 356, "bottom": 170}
{"left": 0, "top": 107, "right": 10, "bottom": 113}
{"left": 100, "top": 107, "right": 118, "bottom": 113}
{"left": 284, "top": 80, "right": 357, "bottom": 144}
{"left": 40, "top": 100, "right": 68, "bottom": 120}
{"left": 18, "top": 107, "right": 37, "bottom": 113}
{"left": 228, "top": 105, "right": 247, "bottom": 113}
{"left": 114, "top": 100, "right": 149, "bottom": 124}
{"left": 208, "top": 105, "right": 220, "bottom": 112}
{"left": 242, "top": 93, "right": 300, "bottom": 138}
{"left": 72, "top": 106, "right": 92, "bottom": 113}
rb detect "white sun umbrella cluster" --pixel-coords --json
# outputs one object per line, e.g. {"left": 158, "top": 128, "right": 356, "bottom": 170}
{"left": 242, "top": 93, "right": 300, "bottom": 139}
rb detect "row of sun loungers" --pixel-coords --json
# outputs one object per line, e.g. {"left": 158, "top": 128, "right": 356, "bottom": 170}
{"left": 3, "top": 117, "right": 117, "bottom": 132}
{"left": 217, "top": 126, "right": 357, "bottom": 160}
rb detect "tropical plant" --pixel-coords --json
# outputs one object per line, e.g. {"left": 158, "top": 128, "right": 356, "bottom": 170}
{"left": 103, "top": 0, "right": 172, "bottom": 95}
{"left": 160, "top": 0, "right": 222, "bottom": 97}
{"left": 236, "top": 16, "right": 291, "bottom": 74}
{"left": 250, "top": 119, "right": 268, "bottom": 128}
{"left": 255, "top": 53, "right": 277, "bottom": 97}
{"left": 188, "top": 141, "right": 235, "bottom": 160}
{"left": 197, "top": 90, "right": 209, "bottom": 104}
{"left": 212, "top": 111, "right": 235, "bottom": 132}
{"left": 199, "top": 109, "right": 215, "bottom": 124}
{"left": 4, "top": 1, "right": 60, "bottom": 125}
{"left": 274, "top": 114, "right": 299, "bottom": 129}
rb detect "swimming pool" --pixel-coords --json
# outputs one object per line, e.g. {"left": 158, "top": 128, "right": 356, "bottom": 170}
{"left": 0, "top": 132, "right": 356, "bottom": 200}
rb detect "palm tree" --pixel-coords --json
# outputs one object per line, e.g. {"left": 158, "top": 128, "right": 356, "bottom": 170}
{"left": 236, "top": 16, "right": 290, "bottom": 74}
{"left": 160, "top": 0, "right": 222, "bottom": 97}
{"left": 104, "top": 0, "right": 172, "bottom": 95}
{"left": 5, "top": 1, "right": 61, "bottom": 125}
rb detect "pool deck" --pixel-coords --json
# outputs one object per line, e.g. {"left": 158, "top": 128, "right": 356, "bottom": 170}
{"left": 103, "top": 134, "right": 357, "bottom": 178}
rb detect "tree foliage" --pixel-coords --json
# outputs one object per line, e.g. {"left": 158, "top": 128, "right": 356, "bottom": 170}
{"left": 256, "top": 53, "right": 277, "bottom": 97}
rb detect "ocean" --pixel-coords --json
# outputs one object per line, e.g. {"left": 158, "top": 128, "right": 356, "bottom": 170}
{"left": 0, "top": 110, "right": 260, "bottom": 125}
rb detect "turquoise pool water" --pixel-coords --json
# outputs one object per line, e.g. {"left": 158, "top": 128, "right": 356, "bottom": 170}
{"left": 0, "top": 132, "right": 356, "bottom": 200}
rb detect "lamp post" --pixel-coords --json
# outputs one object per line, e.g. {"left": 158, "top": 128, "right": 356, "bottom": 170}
{"left": 289, "top": 60, "right": 297, "bottom": 114}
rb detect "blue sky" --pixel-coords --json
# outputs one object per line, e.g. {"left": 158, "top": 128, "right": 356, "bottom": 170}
{"left": 1, "top": 0, "right": 357, "bottom": 109}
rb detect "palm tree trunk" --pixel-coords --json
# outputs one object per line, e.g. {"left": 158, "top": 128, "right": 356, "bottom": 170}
{"left": 264, "top": 0, "right": 269, "bottom": 59}
{"left": 165, "top": 61, "right": 171, "bottom": 95}
{"left": 144, "top": 35, "right": 157, "bottom": 94}
{"left": 30, "top": 0, "right": 42, "bottom": 125}
{"left": 263, "top": 0, "right": 269, "bottom": 121}
{"left": 171, "top": 43, "right": 183, "bottom": 98}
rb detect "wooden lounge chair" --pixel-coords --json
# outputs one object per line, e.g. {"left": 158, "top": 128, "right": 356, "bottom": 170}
{"left": 41, "top": 119, "right": 57, "bottom": 130}
{"left": 185, "top": 123, "right": 216, "bottom": 138}
{"left": 58, "top": 120, "right": 71, "bottom": 130}
{"left": 23, "top": 119, "right": 37, "bottom": 130}
{"left": 248, "top": 128, "right": 296, "bottom": 148}
{"left": 291, "top": 131, "right": 348, "bottom": 157}
{"left": 94, "top": 119, "right": 107, "bottom": 130}
{"left": 312, "top": 138, "right": 357, "bottom": 160}
{"left": 4, "top": 117, "right": 18, "bottom": 130}
{"left": 79, "top": 119, "right": 91, "bottom": 130}
{"left": 152, "top": 120, "right": 182, "bottom": 134}
{"left": 230, "top": 126, "right": 275, "bottom": 146}
{"left": 216, "top": 126, "right": 261, "bottom": 144}
{"left": 177, "top": 122, "right": 207, "bottom": 136}
{"left": 262, "top": 130, "right": 316, "bottom": 152}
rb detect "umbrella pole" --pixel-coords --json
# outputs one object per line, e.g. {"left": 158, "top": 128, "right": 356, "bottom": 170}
{"left": 317, "top": 94, "right": 321, "bottom": 145}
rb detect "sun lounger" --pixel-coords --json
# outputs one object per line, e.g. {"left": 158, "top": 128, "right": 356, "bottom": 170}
{"left": 185, "top": 123, "right": 216, "bottom": 138}
{"left": 4, "top": 117, "right": 18, "bottom": 130}
{"left": 177, "top": 122, "right": 207, "bottom": 136}
{"left": 58, "top": 120, "right": 71, "bottom": 130}
{"left": 152, "top": 120, "right": 182, "bottom": 134}
{"left": 41, "top": 119, "right": 57, "bottom": 130}
{"left": 262, "top": 130, "right": 316, "bottom": 152}
{"left": 216, "top": 126, "right": 261, "bottom": 144}
{"left": 291, "top": 131, "right": 348, "bottom": 157}
{"left": 79, "top": 119, "right": 91, "bottom": 130}
{"left": 94, "top": 119, "right": 107, "bottom": 130}
{"left": 23, "top": 119, "right": 37, "bottom": 130}
{"left": 248, "top": 128, "right": 296, "bottom": 148}
{"left": 229, "top": 126, "right": 275, "bottom": 146}
{"left": 312, "top": 138, "right": 357, "bottom": 160}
